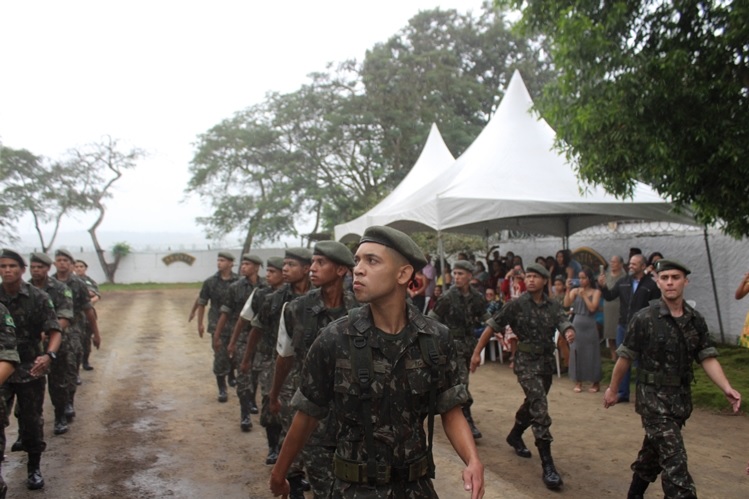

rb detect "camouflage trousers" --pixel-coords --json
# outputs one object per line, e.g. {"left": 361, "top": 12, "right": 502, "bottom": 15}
{"left": 81, "top": 319, "right": 94, "bottom": 364}
{"left": 63, "top": 326, "right": 83, "bottom": 401}
{"left": 515, "top": 373, "right": 553, "bottom": 443}
{"left": 302, "top": 444, "right": 335, "bottom": 498}
{"left": 278, "top": 373, "right": 304, "bottom": 477}
{"left": 0, "top": 377, "right": 47, "bottom": 454}
{"left": 256, "top": 351, "right": 280, "bottom": 428}
{"left": 330, "top": 476, "right": 437, "bottom": 498}
{"left": 453, "top": 337, "right": 477, "bottom": 406}
{"left": 632, "top": 417, "right": 696, "bottom": 499}
{"left": 47, "top": 330, "right": 80, "bottom": 412}
{"left": 234, "top": 336, "right": 259, "bottom": 402}
{"left": 212, "top": 330, "right": 232, "bottom": 377}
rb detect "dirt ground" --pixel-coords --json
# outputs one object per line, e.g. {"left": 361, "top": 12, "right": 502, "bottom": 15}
{"left": 3, "top": 288, "right": 747, "bottom": 498}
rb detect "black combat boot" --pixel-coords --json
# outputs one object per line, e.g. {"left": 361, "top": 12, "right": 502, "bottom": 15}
{"left": 462, "top": 406, "right": 482, "bottom": 439}
{"left": 216, "top": 376, "right": 228, "bottom": 403}
{"left": 65, "top": 402, "right": 76, "bottom": 420}
{"left": 26, "top": 453, "right": 44, "bottom": 490}
{"left": 287, "top": 474, "right": 306, "bottom": 499}
{"left": 53, "top": 407, "right": 69, "bottom": 435}
{"left": 249, "top": 392, "right": 259, "bottom": 414}
{"left": 10, "top": 434, "right": 24, "bottom": 453}
{"left": 265, "top": 425, "right": 280, "bottom": 465}
{"left": 82, "top": 353, "right": 94, "bottom": 370}
{"left": 627, "top": 473, "right": 650, "bottom": 499}
{"left": 239, "top": 392, "right": 253, "bottom": 432}
{"left": 227, "top": 369, "right": 237, "bottom": 387}
{"left": 506, "top": 423, "right": 532, "bottom": 458}
{"left": 536, "top": 441, "right": 563, "bottom": 490}
{"left": 0, "top": 462, "right": 6, "bottom": 499}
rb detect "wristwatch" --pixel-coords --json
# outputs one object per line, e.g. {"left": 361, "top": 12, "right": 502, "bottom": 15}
{"left": 45, "top": 351, "right": 57, "bottom": 362}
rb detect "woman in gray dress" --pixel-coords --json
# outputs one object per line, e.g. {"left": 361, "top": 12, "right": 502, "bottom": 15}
{"left": 564, "top": 267, "right": 602, "bottom": 393}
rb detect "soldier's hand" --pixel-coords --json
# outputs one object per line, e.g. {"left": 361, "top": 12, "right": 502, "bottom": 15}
{"left": 198, "top": 324, "right": 205, "bottom": 338}
{"left": 462, "top": 460, "right": 485, "bottom": 499}
{"left": 239, "top": 360, "right": 251, "bottom": 375}
{"left": 269, "top": 396, "right": 281, "bottom": 415}
{"left": 227, "top": 342, "right": 236, "bottom": 359}
{"left": 188, "top": 310, "right": 195, "bottom": 322}
{"left": 30, "top": 355, "right": 51, "bottom": 378}
{"left": 269, "top": 472, "right": 290, "bottom": 497}
{"left": 93, "top": 332, "right": 102, "bottom": 349}
{"left": 725, "top": 387, "right": 741, "bottom": 413}
{"left": 603, "top": 387, "right": 618, "bottom": 408}
{"left": 212, "top": 336, "right": 221, "bottom": 352}
{"left": 469, "top": 352, "right": 482, "bottom": 373}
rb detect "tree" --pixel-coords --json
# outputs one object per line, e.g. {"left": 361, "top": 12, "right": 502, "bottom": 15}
{"left": 187, "top": 103, "right": 304, "bottom": 254}
{"left": 0, "top": 146, "right": 88, "bottom": 251}
{"left": 503, "top": 0, "right": 749, "bottom": 237}
{"left": 66, "top": 136, "right": 145, "bottom": 283}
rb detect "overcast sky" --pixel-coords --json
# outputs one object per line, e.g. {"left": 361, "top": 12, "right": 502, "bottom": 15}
{"left": 1, "top": 0, "right": 487, "bottom": 248}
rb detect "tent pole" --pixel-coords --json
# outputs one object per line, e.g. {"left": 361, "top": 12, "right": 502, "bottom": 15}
{"left": 703, "top": 226, "right": 725, "bottom": 343}
{"left": 438, "top": 231, "right": 445, "bottom": 287}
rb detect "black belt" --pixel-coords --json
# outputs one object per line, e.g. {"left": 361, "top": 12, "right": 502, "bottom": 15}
{"left": 333, "top": 454, "right": 429, "bottom": 484}
{"left": 638, "top": 370, "right": 693, "bottom": 387}
{"left": 516, "top": 342, "right": 554, "bottom": 355}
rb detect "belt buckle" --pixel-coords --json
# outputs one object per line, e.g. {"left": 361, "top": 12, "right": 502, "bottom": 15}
{"left": 376, "top": 463, "right": 390, "bottom": 484}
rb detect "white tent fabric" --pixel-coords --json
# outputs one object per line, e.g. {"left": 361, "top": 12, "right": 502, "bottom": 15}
{"left": 334, "top": 123, "right": 456, "bottom": 242}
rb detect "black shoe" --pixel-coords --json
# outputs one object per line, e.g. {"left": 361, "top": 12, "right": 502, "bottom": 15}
{"left": 301, "top": 478, "right": 311, "bottom": 492}
{"left": 537, "top": 441, "right": 563, "bottom": 490}
{"left": 250, "top": 401, "right": 259, "bottom": 414}
{"left": 83, "top": 363, "right": 94, "bottom": 371}
{"left": 26, "top": 453, "right": 44, "bottom": 490}
{"left": 618, "top": 396, "right": 630, "bottom": 403}
{"left": 287, "top": 475, "right": 306, "bottom": 499}
{"left": 265, "top": 447, "right": 278, "bottom": 465}
{"left": 240, "top": 415, "right": 252, "bottom": 432}
{"left": 462, "top": 406, "right": 482, "bottom": 439}
{"left": 506, "top": 426, "right": 532, "bottom": 458}
{"left": 76, "top": 375, "right": 82, "bottom": 385}
{"left": 227, "top": 371, "right": 237, "bottom": 388}
{"left": 216, "top": 376, "right": 228, "bottom": 402}
{"left": 65, "top": 403, "right": 76, "bottom": 419}
{"left": 218, "top": 389, "right": 228, "bottom": 403}
{"left": 54, "top": 417, "right": 69, "bottom": 435}
{"left": 10, "top": 437, "right": 24, "bottom": 452}
{"left": 627, "top": 473, "right": 650, "bottom": 499}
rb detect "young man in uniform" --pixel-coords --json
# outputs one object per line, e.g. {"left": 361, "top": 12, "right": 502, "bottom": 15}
{"left": 53, "top": 249, "right": 100, "bottom": 420}
{"left": 270, "top": 226, "right": 484, "bottom": 499}
{"left": 603, "top": 259, "right": 741, "bottom": 498}
{"left": 239, "top": 249, "right": 311, "bottom": 476}
{"left": 428, "top": 260, "right": 489, "bottom": 440}
{"left": 74, "top": 259, "right": 100, "bottom": 371}
{"left": 270, "top": 241, "right": 357, "bottom": 498}
{"left": 214, "top": 254, "right": 266, "bottom": 431}
{"left": 471, "top": 263, "right": 574, "bottom": 490}
{"left": 195, "top": 252, "right": 238, "bottom": 402}
{"left": 28, "top": 253, "right": 74, "bottom": 436}
{"left": 0, "top": 249, "right": 61, "bottom": 491}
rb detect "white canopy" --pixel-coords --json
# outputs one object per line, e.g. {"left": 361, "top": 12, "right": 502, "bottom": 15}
{"left": 334, "top": 123, "right": 456, "bottom": 242}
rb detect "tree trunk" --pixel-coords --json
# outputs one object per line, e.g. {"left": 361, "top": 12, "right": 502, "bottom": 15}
{"left": 88, "top": 201, "right": 119, "bottom": 283}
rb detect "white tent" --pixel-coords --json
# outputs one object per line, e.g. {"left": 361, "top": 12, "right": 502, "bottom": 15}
{"left": 334, "top": 123, "right": 456, "bottom": 242}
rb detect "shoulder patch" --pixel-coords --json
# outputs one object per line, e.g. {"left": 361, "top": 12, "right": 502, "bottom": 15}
{"left": 4, "top": 314, "right": 14, "bottom": 328}
{"left": 64, "top": 289, "right": 73, "bottom": 298}
{"left": 48, "top": 299, "right": 55, "bottom": 308}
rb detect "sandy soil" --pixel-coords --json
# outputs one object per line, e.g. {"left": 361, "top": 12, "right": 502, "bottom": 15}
{"left": 2, "top": 288, "right": 747, "bottom": 498}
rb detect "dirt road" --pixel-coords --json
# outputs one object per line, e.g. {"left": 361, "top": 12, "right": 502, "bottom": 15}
{"left": 3, "top": 288, "right": 747, "bottom": 498}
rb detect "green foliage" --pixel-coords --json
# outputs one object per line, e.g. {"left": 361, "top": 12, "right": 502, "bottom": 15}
{"left": 111, "top": 242, "right": 132, "bottom": 258}
{"left": 503, "top": 0, "right": 749, "bottom": 237}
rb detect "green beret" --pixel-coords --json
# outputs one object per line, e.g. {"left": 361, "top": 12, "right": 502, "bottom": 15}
{"left": 0, "top": 249, "right": 27, "bottom": 267}
{"left": 30, "top": 252, "right": 53, "bottom": 266}
{"left": 359, "top": 226, "right": 427, "bottom": 271}
{"left": 266, "top": 256, "right": 284, "bottom": 271}
{"left": 453, "top": 260, "right": 474, "bottom": 273}
{"left": 242, "top": 253, "right": 263, "bottom": 265}
{"left": 217, "top": 251, "right": 235, "bottom": 261}
{"left": 314, "top": 241, "right": 355, "bottom": 268}
{"left": 285, "top": 247, "right": 312, "bottom": 264}
{"left": 655, "top": 259, "right": 690, "bottom": 276}
{"left": 526, "top": 263, "right": 549, "bottom": 279}
{"left": 55, "top": 249, "right": 75, "bottom": 262}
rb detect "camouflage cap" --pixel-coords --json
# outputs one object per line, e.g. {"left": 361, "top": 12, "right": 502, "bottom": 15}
{"left": 525, "top": 263, "right": 549, "bottom": 279}
{"left": 266, "top": 256, "right": 284, "bottom": 271}
{"left": 359, "top": 226, "right": 427, "bottom": 271}
{"left": 285, "top": 247, "right": 312, "bottom": 264}
{"left": 453, "top": 260, "right": 474, "bottom": 273}
{"left": 55, "top": 248, "right": 75, "bottom": 262}
{"left": 314, "top": 241, "right": 355, "bottom": 268}
{"left": 655, "top": 258, "right": 691, "bottom": 276}
{"left": 242, "top": 254, "right": 263, "bottom": 265}
{"left": 217, "top": 251, "right": 235, "bottom": 261}
{"left": 30, "top": 252, "right": 53, "bottom": 266}
{"left": 0, "top": 249, "right": 27, "bottom": 267}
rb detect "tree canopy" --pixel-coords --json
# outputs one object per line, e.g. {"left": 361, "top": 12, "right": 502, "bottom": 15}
{"left": 504, "top": 0, "right": 749, "bottom": 237}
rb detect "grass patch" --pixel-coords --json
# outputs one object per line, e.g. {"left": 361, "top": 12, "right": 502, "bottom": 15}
{"left": 600, "top": 343, "right": 749, "bottom": 415}
{"left": 99, "top": 282, "right": 202, "bottom": 292}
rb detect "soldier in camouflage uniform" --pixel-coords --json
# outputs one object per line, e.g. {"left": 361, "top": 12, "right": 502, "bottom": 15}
{"left": 214, "top": 254, "right": 266, "bottom": 431}
{"left": 28, "top": 253, "right": 75, "bottom": 436}
{"left": 195, "top": 252, "right": 238, "bottom": 402}
{"left": 428, "top": 260, "right": 489, "bottom": 440}
{"left": 604, "top": 259, "right": 741, "bottom": 499}
{"left": 471, "top": 263, "right": 574, "bottom": 490}
{"left": 0, "top": 249, "right": 61, "bottom": 491}
{"left": 240, "top": 248, "right": 311, "bottom": 490}
{"left": 270, "top": 226, "right": 484, "bottom": 499}
{"left": 0, "top": 276, "right": 18, "bottom": 499}
{"left": 270, "top": 241, "right": 357, "bottom": 498}
{"left": 53, "top": 249, "right": 100, "bottom": 422}
{"left": 74, "top": 259, "right": 100, "bottom": 371}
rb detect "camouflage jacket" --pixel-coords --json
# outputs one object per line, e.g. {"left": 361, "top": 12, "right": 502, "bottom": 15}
{"left": 30, "top": 277, "right": 74, "bottom": 322}
{"left": 428, "top": 286, "right": 489, "bottom": 340}
{"left": 292, "top": 303, "right": 468, "bottom": 465}
{"left": 53, "top": 273, "right": 93, "bottom": 330}
{"left": 251, "top": 283, "right": 307, "bottom": 356}
{"left": 219, "top": 277, "right": 267, "bottom": 336}
{"left": 197, "top": 271, "right": 239, "bottom": 332}
{"left": 0, "top": 282, "right": 60, "bottom": 383}
{"left": 79, "top": 274, "right": 101, "bottom": 299}
{"left": 487, "top": 293, "right": 572, "bottom": 378}
{"left": 0, "top": 303, "right": 19, "bottom": 365}
{"left": 618, "top": 299, "right": 718, "bottom": 421}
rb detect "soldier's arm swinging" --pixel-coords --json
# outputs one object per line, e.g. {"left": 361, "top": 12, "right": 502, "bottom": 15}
{"left": 268, "top": 356, "right": 294, "bottom": 415}
{"left": 195, "top": 304, "right": 206, "bottom": 337}
{"left": 239, "top": 327, "right": 262, "bottom": 374}
{"left": 84, "top": 308, "right": 101, "bottom": 348}
{"left": 470, "top": 325, "right": 499, "bottom": 373}
{"left": 700, "top": 357, "right": 741, "bottom": 413}
{"left": 603, "top": 356, "right": 632, "bottom": 408}
{"left": 227, "top": 317, "right": 248, "bottom": 358}
{"left": 269, "top": 411, "right": 319, "bottom": 497}
{"left": 441, "top": 405, "right": 485, "bottom": 499}
{"left": 213, "top": 312, "right": 228, "bottom": 352}
{"left": 188, "top": 297, "right": 199, "bottom": 322}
